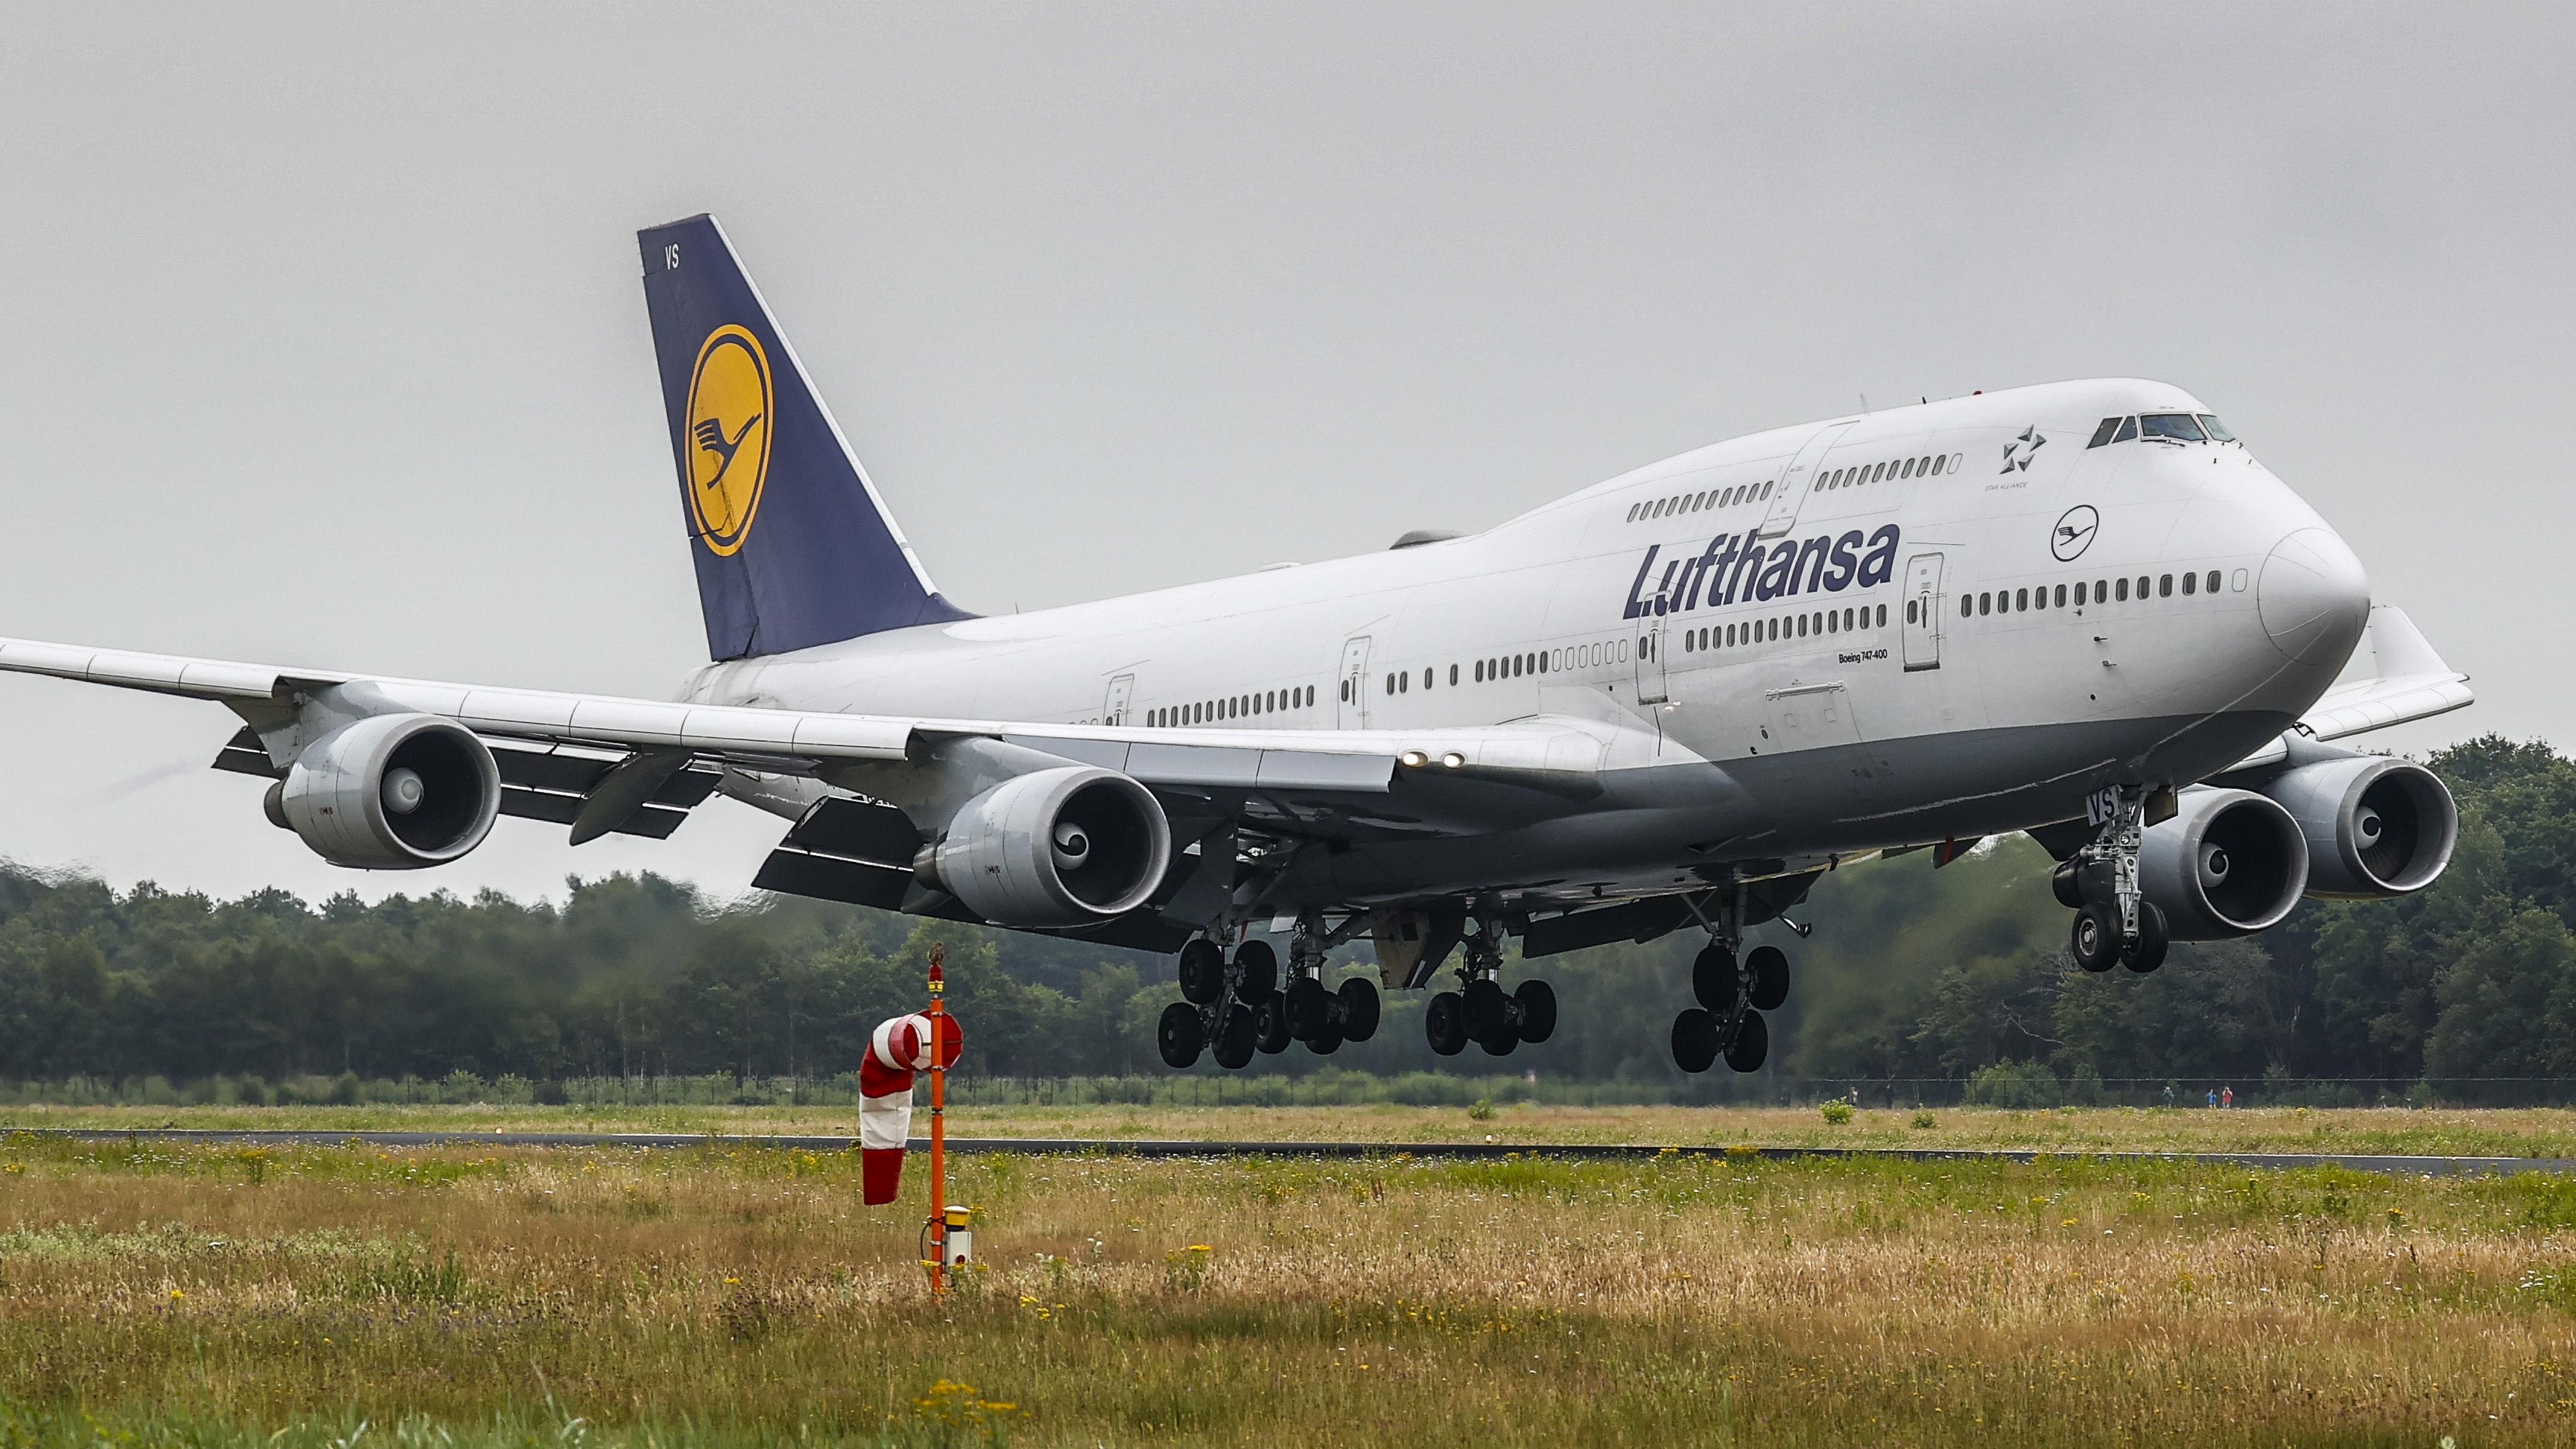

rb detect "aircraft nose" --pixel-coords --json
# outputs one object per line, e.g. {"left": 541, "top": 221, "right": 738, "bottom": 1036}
{"left": 2257, "top": 527, "right": 2370, "bottom": 665}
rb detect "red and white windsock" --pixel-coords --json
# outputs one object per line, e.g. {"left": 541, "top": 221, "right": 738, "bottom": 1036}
{"left": 858, "top": 1012, "right": 963, "bottom": 1205}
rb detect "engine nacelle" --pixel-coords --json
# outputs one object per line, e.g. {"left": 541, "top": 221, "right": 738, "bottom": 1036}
{"left": 917, "top": 766, "right": 1170, "bottom": 927}
{"left": 2257, "top": 754, "right": 2459, "bottom": 900}
{"left": 268, "top": 714, "right": 502, "bottom": 869}
{"left": 2139, "top": 787, "right": 2309, "bottom": 940}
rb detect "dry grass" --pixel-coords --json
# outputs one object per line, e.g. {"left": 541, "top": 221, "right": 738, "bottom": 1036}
{"left": 15, "top": 1099, "right": 2576, "bottom": 1159}
{"left": 5, "top": 1129, "right": 2576, "bottom": 1445}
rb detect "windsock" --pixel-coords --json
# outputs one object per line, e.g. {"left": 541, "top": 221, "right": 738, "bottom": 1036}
{"left": 859, "top": 1012, "right": 963, "bottom": 1205}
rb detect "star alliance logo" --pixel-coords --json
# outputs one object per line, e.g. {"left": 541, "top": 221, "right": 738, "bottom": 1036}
{"left": 2001, "top": 425, "right": 2046, "bottom": 473}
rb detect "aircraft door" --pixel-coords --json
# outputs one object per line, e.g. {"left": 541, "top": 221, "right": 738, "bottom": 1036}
{"left": 1634, "top": 619, "right": 1669, "bottom": 704}
{"left": 1337, "top": 637, "right": 1372, "bottom": 728}
{"left": 1103, "top": 673, "right": 1134, "bottom": 726}
{"left": 1757, "top": 421, "right": 1857, "bottom": 539}
{"left": 1902, "top": 553, "right": 1944, "bottom": 671}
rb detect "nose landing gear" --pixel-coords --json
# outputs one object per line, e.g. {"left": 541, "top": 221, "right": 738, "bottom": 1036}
{"left": 2053, "top": 786, "right": 2171, "bottom": 974}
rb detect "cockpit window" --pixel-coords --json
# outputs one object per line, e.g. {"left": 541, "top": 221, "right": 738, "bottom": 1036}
{"left": 2197, "top": 413, "right": 2236, "bottom": 442}
{"left": 2112, "top": 416, "right": 2136, "bottom": 443}
{"left": 2087, "top": 417, "right": 2122, "bottom": 448}
{"left": 2139, "top": 413, "right": 2206, "bottom": 442}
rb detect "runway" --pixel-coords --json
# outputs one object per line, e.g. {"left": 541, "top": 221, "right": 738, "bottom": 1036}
{"left": 5, "top": 1126, "right": 2567, "bottom": 1177}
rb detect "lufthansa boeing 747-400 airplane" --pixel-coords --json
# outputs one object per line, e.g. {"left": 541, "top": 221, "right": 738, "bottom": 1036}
{"left": 0, "top": 216, "right": 2474, "bottom": 1075}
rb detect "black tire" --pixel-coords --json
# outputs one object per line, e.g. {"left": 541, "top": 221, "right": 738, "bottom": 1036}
{"left": 1178, "top": 939, "right": 1226, "bottom": 1005}
{"left": 1514, "top": 979, "right": 1557, "bottom": 1044}
{"left": 1337, "top": 978, "right": 1380, "bottom": 1042}
{"left": 1746, "top": 944, "right": 1790, "bottom": 1013}
{"left": 1211, "top": 1003, "right": 1257, "bottom": 1070}
{"left": 1692, "top": 944, "right": 1739, "bottom": 1012}
{"left": 1233, "top": 940, "right": 1278, "bottom": 999}
{"left": 2070, "top": 904, "right": 2121, "bottom": 973}
{"left": 1425, "top": 991, "right": 1469, "bottom": 1056}
{"left": 1253, "top": 991, "right": 1293, "bottom": 1054}
{"left": 1307, "top": 1024, "right": 1344, "bottom": 1055}
{"left": 1157, "top": 1002, "right": 1205, "bottom": 1069}
{"left": 1284, "top": 977, "right": 1332, "bottom": 1040}
{"left": 2122, "top": 901, "right": 2170, "bottom": 974}
{"left": 2050, "top": 859, "right": 2084, "bottom": 910}
{"left": 1671, "top": 1008, "right": 1719, "bottom": 1074}
{"left": 1463, "top": 978, "right": 1510, "bottom": 1040}
{"left": 1724, "top": 1009, "right": 1770, "bottom": 1073}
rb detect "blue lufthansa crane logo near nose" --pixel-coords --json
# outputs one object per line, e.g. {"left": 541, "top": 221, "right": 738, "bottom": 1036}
{"left": 2052, "top": 504, "right": 2100, "bottom": 562}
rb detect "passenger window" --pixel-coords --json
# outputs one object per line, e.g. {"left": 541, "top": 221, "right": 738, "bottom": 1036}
{"left": 1626, "top": 503, "right": 1640, "bottom": 521}
{"left": 2054, "top": 584, "right": 2067, "bottom": 607}
{"left": 1876, "top": 604, "right": 1887, "bottom": 627}
{"left": 2113, "top": 417, "right": 2137, "bottom": 443}
{"left": 1384, "top": 674, "right": 1394, "bottom": 695}
{"left": 2206, "top": 569, "right": 2221, "bottom": 593}
{"left": 2137, "top": 575, "right": 2150, "bottom": 598}
{"left": 1449, "top": 664, "right": 1459, "bottom": 685}
{"left": 2016, "top": 587, "right": 2028, "bottom": 611}
{"left": 1421, "top": 668, "right": 1433, "bottom": 689}
{"left": 2182, "top": 572, "right": 2196, "bottom": 595}
{"left": 2158, "top": 574, "right": 2173, "bottom": 597}
{"left": 1931, "top": 455, "right": 1946, "bottom": 476}
{"left": 1959, "top": 596, "right": 1972, "bottom": 619}
{"left": 2087, "top": 417, "right": 2122, "bottom": 448}
{"left": 1760, "top": 481, "right": 1773, "bottom": 499}
{"left": 2115, "top": 578, "right": 2129, "bottom": 601}
{"left": 1907, "top": 600, "right": 1917, "bottom": 623}
{"left": 1977, "top": 592, "right": 1990, "bottom": 616}
{"left": 2074, "top": 581, "right": 2086, "bottom": 605}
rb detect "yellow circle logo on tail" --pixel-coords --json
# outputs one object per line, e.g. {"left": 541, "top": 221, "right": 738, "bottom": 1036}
{"left": 683, "top": 325, "right": 773, "bottom": 555}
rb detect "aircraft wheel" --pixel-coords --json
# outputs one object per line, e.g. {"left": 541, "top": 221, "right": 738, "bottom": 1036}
{"left": 1514, "top": 979, "right": 1557, "bottom": 1043}
{"left": 1692, "top": 944, "right": 1738, "bottom": 1011}
{"left": 1671, "top": 1008, "right": 1719, "bottom": 1074}
{"left": 2070, "top": 904, "right": 2121, "bottom": 973}
{"left": 2122, "top": 902, "right": 2170, "bottom": 974}
{"left": 1724, "top": 1010, "right": 1770, "bottom": 1073}
{"left": 1284, "top": 977, "right": 1333, "bottom": 1039}
{"left": 1234, "top": 940, "right": 1278, "bottom": 999}
{"left": 1178, "top": 940, "right": 1226, "bottom": 1005}
{"left": 1211, "top": 1003, "right": 1258, "bottom": 1070}
{"left": 1425, "top": 991, "right": 1470, "bottom": 1056}
{"left": 1746, "top": 944, "right": 1789, "bottom": 1013}
{"left": 1463, "top": 978, "right": 1510, "bottom": 1039}
{"left": 1337, "top": 978, "right": 1380, "bottom": 1042}
{"left": 1253, "top": 991, "right": 1293, "bottom": 1054}
{"left": 1157, "top": 1002, "right": 1205, "bottom": 1069}
{"left": 1308, "top": 1024, "right": 1344, "bottom": 1055}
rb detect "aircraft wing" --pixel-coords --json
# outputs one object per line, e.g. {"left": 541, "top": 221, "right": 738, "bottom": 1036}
{"left": 2225, "top": 605, "right": 2473, "bottom": 770}
{"left": 0, "top": 635, "right": 1634, "bottom": 851}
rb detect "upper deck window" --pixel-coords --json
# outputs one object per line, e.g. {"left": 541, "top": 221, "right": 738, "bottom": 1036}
{"left": 2139, "top": 413, "right": 2207, "bottom": 442}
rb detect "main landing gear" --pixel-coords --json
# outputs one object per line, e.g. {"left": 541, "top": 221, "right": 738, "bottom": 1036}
{"left": 1157, "top": 926, "right": 1380, "bottom": 1071}
{"left": 1425, "top": 919, "right": 1556, "bottom": 1057}
{"left": 1671, "top": 887, "right": 1782, "bottom": 1075}
{"left": 2050, "top": 785, "right": 2170, "bottom": 976}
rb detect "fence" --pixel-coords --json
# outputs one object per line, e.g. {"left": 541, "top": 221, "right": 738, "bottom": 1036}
{"left": 6, "top": 1070, "right": 2576, "bottom": 1111}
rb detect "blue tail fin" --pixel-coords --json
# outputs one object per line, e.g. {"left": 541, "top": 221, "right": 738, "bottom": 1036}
{"left": 638, "top": 215, "right": 973, "bottom": 660}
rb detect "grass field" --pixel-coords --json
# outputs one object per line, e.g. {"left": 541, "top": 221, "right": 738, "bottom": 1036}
{"left": 16, "top": 1098, "right": 2576, "bottom": 1159}
{"left": 5, "top": 1115, "right": 2576, "bottom": 1447}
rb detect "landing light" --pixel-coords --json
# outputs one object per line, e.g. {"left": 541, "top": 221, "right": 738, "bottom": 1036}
{"left": 1440, "top": 752, "right": 1466, "bottom": 769}
{"left": 1399, "top": 751, "right": 1428, "bottom": 768}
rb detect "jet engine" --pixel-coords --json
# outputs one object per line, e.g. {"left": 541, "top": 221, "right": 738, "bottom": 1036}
{"left": 2257, "top": 754, "right": 2458, "bottom": 900}
{"left": 265, "top": 714, "right": 502, "bottom": 869}
{"left": 2139, "top": 787, "right": 2309, "bottom": 940}
{"left": 917, "top": 766, "right": 1170, "bottom": 927}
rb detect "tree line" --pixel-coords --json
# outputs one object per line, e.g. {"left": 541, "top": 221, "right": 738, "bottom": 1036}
{"left": 0, "top": 735, "right": 2570, "bottom": 1092}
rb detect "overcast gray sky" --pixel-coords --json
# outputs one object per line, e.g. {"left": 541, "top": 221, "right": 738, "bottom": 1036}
{"left": 1, "top": 3, "right": 2566, "bottom": 906}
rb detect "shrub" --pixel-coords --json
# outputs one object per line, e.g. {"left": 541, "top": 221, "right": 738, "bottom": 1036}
{"left": 1820, "top": 1100, "right": 1856, "bottom": 1125}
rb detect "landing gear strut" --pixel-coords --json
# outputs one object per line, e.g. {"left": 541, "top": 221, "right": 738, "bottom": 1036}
{"left": 1426, "top": 915, "right": 1554, "bottom": 1057}
{"left": 1671, "top": 884, "right": 1778, "bottom": 1074}
{"left": 2052, "top": 787, "right": 2170, "bottom": 974}
{"left": 1159, "top": 919, "right": 1379, "bottom": 1072}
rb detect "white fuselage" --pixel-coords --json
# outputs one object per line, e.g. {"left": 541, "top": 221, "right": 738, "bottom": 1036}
{"left": 690, "top": 378, "right": 2368, "bottom": 910}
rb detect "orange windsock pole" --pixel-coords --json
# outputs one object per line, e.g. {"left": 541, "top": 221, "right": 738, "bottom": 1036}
{"left": 926, "top": 941, "right": 948, "bottom": 1296}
